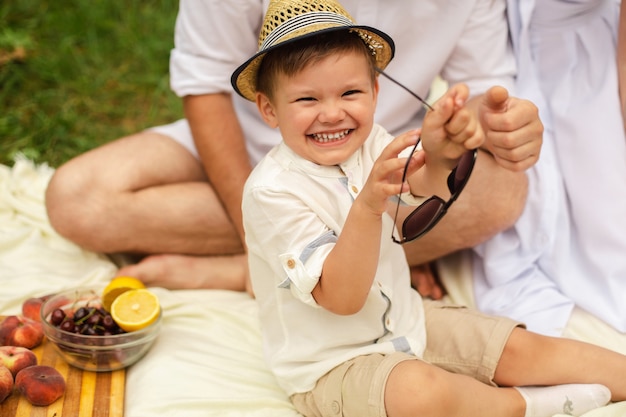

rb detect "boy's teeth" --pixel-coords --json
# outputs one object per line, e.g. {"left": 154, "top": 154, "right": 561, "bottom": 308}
{"left": 312, "top": 129, "right": 350, "bottom": 142}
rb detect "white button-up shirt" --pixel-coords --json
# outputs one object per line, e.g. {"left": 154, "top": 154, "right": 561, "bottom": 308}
{"left": 243, "top": 125, "right": 427, "bottom": 396}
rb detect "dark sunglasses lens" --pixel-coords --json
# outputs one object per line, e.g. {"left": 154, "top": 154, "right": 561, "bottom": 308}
{"left": 402, "top": 198, "right": 444, "bottom": 241}
{"left": 448, "top": 151, "right": 474, "bottom": 193}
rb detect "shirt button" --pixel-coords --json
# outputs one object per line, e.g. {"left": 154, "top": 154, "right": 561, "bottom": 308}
{"left": 351, "top": 185, "right": 358, "bottom": 193}
{"left": 286, "top": 259, "right": 296, "bottom": 269}
{"left": 331, "top": 401, "right": 341, "bottom": 414}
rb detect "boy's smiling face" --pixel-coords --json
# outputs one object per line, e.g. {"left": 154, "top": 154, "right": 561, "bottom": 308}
{"left": 256, "top": 50, "right": 379, "bottom": 166}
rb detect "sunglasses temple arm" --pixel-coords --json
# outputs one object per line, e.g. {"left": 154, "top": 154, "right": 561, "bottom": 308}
{"left": 375, "top": 68, "right": 434, "bottom": 111}
{"left": 390, "top": 138, "right": 421, "bottom": 244}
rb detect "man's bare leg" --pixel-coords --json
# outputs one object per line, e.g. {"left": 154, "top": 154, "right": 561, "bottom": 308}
{"left": 496, "top": 328, "right": 626, "bottom": 401}
{"left": 403, "top": 150, "right": 528, "bottom": 298}
{"left": 45, "top": 131, "right": 248, "bottom": 290}
{"left": 46, "top": 131, "right": 243, "bottom": 254}
{"left": 402, "top": 149, "right": 528, "bottom": 264}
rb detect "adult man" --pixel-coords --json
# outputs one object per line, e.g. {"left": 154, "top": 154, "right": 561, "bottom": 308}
{"left": 45, "top": 0, "right": 541, "bottom": 294}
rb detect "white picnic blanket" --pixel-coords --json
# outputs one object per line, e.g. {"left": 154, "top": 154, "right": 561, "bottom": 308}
{"left": 1, "top": 158, "right": 624, "bottom": 417}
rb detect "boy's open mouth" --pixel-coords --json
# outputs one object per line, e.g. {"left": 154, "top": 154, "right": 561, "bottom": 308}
{"left": 309, "top": 129, "right": 352, "bottom": 143}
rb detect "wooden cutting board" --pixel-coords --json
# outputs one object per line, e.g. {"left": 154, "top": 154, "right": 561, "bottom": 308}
{"left": 0, "top": 325, "right": 125, "bottom": 417}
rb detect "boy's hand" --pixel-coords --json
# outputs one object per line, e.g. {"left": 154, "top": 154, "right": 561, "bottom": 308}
{"left": 422, "top": 83, "right": 484, "bottom": 166}
{"left": 479, "top": 86, "right": 543, "bottom": 171}
{"left": 359, "top": 130, "right": 425, "bottom": 216}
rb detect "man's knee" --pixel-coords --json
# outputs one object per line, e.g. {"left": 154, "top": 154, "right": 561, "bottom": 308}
{"left": 45, "top": 163, "right": 103, "bottom": 241}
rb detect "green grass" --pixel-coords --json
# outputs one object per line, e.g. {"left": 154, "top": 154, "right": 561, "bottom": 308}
{"left": 0, "top": 0, "right": 183, "bottom": 167}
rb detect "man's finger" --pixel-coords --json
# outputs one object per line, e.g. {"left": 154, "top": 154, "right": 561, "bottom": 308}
{"left": 484, "top": 85, "right": 509, "bottom": 112}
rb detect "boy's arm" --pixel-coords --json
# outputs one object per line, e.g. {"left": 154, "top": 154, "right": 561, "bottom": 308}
{"left": 408, "top": 84, "right": 482, "bottom": 199}
{"left": 313, "top": 199, "right": 384, "bottom": 315}
{"left": 312, "top": 131, "right": 423, "bottom": 315}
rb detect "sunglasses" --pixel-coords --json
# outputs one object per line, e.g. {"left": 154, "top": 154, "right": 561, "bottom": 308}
{"left": 377, "top": 69, "right": 478, "bottom": 244}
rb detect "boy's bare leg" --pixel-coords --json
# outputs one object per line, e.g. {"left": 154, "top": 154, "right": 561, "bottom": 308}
{"left": 495, "top": 328, "right": 626, "bottom": 401}
{"left": 45, "top": 131, "right": 248, "bottom": 290}
{"left": 384, "top": 325, "right": 624, "bottom": 417}
{"left": 385, "top": 360, "right": 526, "bottom": 417}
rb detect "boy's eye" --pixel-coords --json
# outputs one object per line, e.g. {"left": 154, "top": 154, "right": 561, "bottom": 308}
{"left": 296, "top": 97, "right": 316, "bottom": 102}
{"left": 343, "top": 90, "right": 361, "bottom": 97}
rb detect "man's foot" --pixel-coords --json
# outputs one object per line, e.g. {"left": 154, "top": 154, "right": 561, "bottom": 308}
{"left": 410, "top": 262, "right": 445, "bottom": 299}
{"left": 515, "top": 384, "right": 611, "bottom": 417}
{"left": 116, "top": 253, "right": 251, "bottom": 295}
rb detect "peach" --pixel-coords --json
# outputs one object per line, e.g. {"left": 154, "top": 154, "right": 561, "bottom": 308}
{"left": 0, "top": 315, "right": 44, "bottom": 349}
{"left": 15, "top": 365, "right": 65, "bottom": 406}
{"left": 0, "top": 346, "right": 38, "bottom": 377}
{"left": 0, "top": 365, "right": 12, "bottom": 403}
{"left": 21, "top": 294, "right": 54, "bottom": 322}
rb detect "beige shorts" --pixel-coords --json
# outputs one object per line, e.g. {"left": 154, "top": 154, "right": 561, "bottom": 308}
{"left": 291, "top": 300, "right": 523, "bottom": 417}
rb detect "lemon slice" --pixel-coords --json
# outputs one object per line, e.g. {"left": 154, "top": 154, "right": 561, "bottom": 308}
{"left": 110, "top": 289, "right": 160, "bottom": 332}
{"left": 101, "top": 276, "right": 146, "bottom": 312}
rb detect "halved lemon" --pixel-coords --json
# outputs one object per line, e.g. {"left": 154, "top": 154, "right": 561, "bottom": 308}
{"left": 101, "top": 276, "right": 146, "bottom": 312}
{"left": 110, "top": 289, "right": 160, "bottom": 332}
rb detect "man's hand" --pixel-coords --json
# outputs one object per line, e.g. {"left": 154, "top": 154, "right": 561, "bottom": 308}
{"left": 478, "top": 86, "right": 544, "bottom": 172}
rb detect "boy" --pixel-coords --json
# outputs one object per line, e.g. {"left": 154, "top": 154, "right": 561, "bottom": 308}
{"left": 235, "top": 0, "right": 625, "bottom": 416}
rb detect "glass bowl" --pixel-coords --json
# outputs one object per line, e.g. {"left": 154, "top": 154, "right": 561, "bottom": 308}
{"left": 40, "top": 288, "right": 161, "bottom": 372}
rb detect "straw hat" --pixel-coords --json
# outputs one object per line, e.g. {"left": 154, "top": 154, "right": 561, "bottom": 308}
{"left": 231, "top": 0, "right": 395, "bottom": 101}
